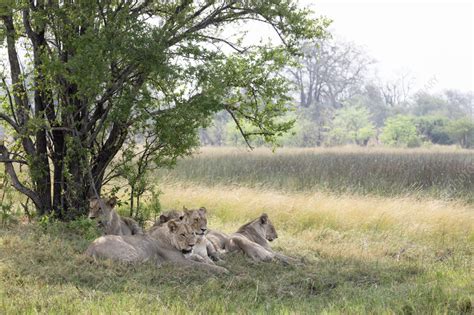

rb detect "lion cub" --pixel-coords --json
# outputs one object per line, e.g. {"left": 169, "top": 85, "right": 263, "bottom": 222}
{"left": 88, "top": 197, "right": 142, "bottom": 236}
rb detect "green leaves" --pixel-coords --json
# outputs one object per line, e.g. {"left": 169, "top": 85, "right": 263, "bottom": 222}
{"left": 327, "top": 104, "right": 376, "bottom": 146}
{"left": 381, "top": 115, "right": 421, "bottom": 148}
{"left": 1, "top": 0, "right": 329, "bottom": 217}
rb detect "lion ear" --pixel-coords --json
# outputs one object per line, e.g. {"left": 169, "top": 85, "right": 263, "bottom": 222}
{"left": 199, "top": 207, "right": 207, "bottom": 214}
{"left": 167, "top": 220, "right": 178, "bottom": 233}
{"left": 260, "top": 213, "right": 268, "bottom": 224}
{"left": 107, "top": 197, "right": 117, "bottom": 208}
{"left": 159, "top": 214, "right": 169, "bottom": 224}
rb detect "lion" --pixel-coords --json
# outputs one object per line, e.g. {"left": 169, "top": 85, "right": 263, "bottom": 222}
{"left": 226, "top": 213, "right": 294, "bottom": 264}
{"left": 152, "top": 209, "right": 185, "bottom": 227}
{"left": 206, "top": 229, "right": 229, "bottom": 255}
{"left": 85, "top": 219, "right": 228, "bottom": 273}
{"left": 88, "top": 197, "right": 142, "bottom": 236}
{"left": 152, "top": 207, "right": 221, "bottom": 264}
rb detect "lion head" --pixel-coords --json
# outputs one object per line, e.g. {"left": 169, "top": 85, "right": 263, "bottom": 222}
{"left": 166, "top": 219, "right": 197, "bottom": 254}
{"left": 237, "top": 213, "right": 278, "bottom": 242}
{"left": 88, "top": 197, "right": 117, "bottom": 227}
{"left": 259, "top": 213, "right": 278, "bottom": 241}
{"left": 183, "top": 207, "right": 208, "bottom": 235}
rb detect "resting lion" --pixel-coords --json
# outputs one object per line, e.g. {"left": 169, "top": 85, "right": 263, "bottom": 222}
{"left": 152, "top": 207, "right": 220, "bottom": 264}
{"left": 226, "top": 213, "right": 294, "bottom": 263}
{"left": 88, "top": 197, "right": 142, "bottom": 235}
{"left": 85, "top": 219, "right": 228, "bottom": 273}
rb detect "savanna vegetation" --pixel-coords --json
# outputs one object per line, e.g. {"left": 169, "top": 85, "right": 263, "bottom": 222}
{"left": 159, "top": 147, "right": 474, "bottom": 202}
{"left": 1, "top": 147, "right": 473, "bottom": 314}
{"left": 0, "top": 1, "right": 472, "bottom": 314}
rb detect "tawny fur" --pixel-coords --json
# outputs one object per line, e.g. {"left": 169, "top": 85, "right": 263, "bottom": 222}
{"left": 88, "top": 197, "right": 142, "bottom": 235}
{"left": 226, "top": 213, "right": 294, "bottom": 264}
{"left": 85, "top": 219, "right": 228, "bottom": 273}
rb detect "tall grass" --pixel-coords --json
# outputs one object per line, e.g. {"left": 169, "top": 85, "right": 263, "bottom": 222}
{"left": 158, "top": 147, "right": 474, "bottom": 201}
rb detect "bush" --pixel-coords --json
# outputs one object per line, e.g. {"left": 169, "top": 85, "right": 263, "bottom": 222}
{"left": 444, "top": 118, "right": 474, "bottom": 148}
{"left": 381, "top": 115, "right": 421, "bottom": 147}
{"left": 327, "top": 104, "right": 376, "bottom": 146}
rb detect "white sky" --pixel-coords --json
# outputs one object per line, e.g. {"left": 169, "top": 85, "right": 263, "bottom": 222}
{"left": 303, "top": 0, "right": 474, "bottom": 93}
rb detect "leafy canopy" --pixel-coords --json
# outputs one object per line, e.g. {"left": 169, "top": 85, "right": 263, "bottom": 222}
{"left": 0, "top": 0, "right": 330, "bottom": 216}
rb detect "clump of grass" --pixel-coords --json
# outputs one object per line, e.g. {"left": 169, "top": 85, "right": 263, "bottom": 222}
{"left": 158, "top": 147, "right": 474, "bottom": 201}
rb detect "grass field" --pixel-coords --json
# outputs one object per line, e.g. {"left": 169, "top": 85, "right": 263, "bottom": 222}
{"left": 158, "top": 147, "right": 474, "bottom": 202}
{"left": 1, "top": 147, "right": 473, "bottom": 314}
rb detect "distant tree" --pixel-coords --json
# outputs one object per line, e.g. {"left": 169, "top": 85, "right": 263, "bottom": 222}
{"left": 411, "top": 90, "right": 473, "bottom": 120}
{"left": 379, "top": 72, "right": 414, "bottom": 110}
{"left": 443, "top": 90, "right": 474, "bottom": 119}
{"left": 288, "top": 38, "right": 373, "bottom": 145}
{"left": 327, "top": 103, "right": 375, "bottom": 146}
{"left": 380, "top": 115, "right": 421, "bottom": 147}
{"left": 444, "top": 118, "right": 474, "bottom": 148}
{"left": 415, "top": 115, "right": 451, "bottom": 145}
{"left": 290, "top": 39, "right": 372, "bottom": 108}
{"left": 411, "top": 93, "right": 448, "bottom": 117}
{"left": 199, "top": 111, "right": 230, "bottom": 146}
{"left": 358, "top": 84, "right": 389, "bottom": 128}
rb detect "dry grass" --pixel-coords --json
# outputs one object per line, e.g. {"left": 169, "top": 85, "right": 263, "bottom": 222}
{"left": 159, "top": 183, "right": 473, "bottom": 259}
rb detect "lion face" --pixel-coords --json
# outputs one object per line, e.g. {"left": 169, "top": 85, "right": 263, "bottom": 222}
{"left": 167, "top": 219, "right": 197, "bottom": 254}
{"left": 260, "top": 213, "right": 278, "bottom": 242}
{"left": 88, "top": 197, "right": 117, "bottom": 227}
{"left": 184, "top": 207, "right": 208, "bottom": 235}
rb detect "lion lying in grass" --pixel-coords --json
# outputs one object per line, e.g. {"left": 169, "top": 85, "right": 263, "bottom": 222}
{"left": 152, "top": 207, "right": 221, "bottom": 264}
{"left": 88, "top": 197, "right": 142, "bottom": 236}
{"left": 225, "top": 213, "right": 294, "bottom": 264}
{"left": 85, "top": 218, "right": 228, "bottom": 273}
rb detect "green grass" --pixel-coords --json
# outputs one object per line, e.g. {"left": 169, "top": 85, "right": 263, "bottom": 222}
{"left": 158, "top": 147, "right": 474, "bottom": 202}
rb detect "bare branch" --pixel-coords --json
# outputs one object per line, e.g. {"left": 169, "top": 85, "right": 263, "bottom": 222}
{"left": 225, "top": 106, "right": 254, "bottom": 150}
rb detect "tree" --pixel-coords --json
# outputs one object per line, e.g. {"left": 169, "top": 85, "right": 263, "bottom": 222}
{"left": 327, "top": 103, "right": 375, "bottom": 146}
{"left": 357, "top": 84, "right": 389, "bottom": 128}
{"left": 415, "top": 115, "right": 451, "bottom": 145}
{"left": 288, "top": 38, "right": 373, "bottom": 146}
{"left": 444, "top": 118, "right": 474, "bottom": 148}
{"left": 199, "top": 111, "right": 230, "bottom": 146}
{"left": 380, "top": 115, "right": 421, "bottom": 147}
{"left": 379, "top": 72, "right": 414, "bottom": 110}
{"left": 0, "top": 1, "right": 328, "bottom": 220}
{"left": 411, "top": 92, "right": 448, "bottom": 117}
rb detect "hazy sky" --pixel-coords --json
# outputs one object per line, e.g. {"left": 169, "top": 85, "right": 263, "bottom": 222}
{"left": 304, "top": 0, "right": 473, "bottom": 93}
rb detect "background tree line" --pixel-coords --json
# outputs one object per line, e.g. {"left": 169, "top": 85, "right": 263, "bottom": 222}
{"left": 200, "top": 38, "right": 474, "bottom": 148}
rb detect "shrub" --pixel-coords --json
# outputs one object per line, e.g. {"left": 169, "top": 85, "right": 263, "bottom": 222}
{"left": 381, "top": 115, "right": 421, "bottom": 147}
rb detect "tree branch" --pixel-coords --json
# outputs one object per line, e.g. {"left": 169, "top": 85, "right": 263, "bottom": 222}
{"left": 225, "top": 106, "right": 254, "bottom": 150}
{"left": 0, "top": 143, "right": 42, "bottom": 208}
